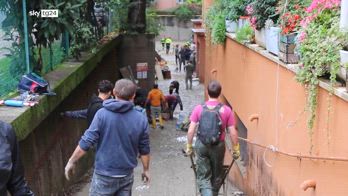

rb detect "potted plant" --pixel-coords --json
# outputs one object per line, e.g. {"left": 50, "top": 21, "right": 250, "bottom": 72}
{"left": 265, "top": 19, "right": 280, "bottom": 55}
{"left": 248, "top": 0, "right": 278, "bottom": 48}
{"left": 225, "top": 11, "right": 238, "bottom": 33}
{"left": 278, "top": 0, "right": 307, "bottom": 64}
{"left": 238, "top": 0, "right": 252, "bottom": 29}
{"left": 236, "top": 23, "right": 255, "bottom": 44}
{"left": 224, "top": 0, "right": 245, "bottom": 33}
{"left": 296, "top": 0, "right": 344, "bottom": 151}
{"left": 340, "top": 0, "right": 348, "bottom": 31}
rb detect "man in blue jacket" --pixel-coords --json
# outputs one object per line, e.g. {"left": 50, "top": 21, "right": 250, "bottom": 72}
{"left": 65, "top": 79, "right": 150, "bottom": 196}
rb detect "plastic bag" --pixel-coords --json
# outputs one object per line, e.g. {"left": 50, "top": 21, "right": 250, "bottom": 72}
{"left": 176, "top": 111, "right": 185, "bottom": 130}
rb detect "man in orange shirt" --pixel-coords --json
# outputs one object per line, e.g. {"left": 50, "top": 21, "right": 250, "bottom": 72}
{"left": 146, "top": 84, "right": 166, "bottom": 129}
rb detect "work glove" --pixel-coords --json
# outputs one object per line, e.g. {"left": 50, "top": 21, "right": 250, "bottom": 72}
{"left": 142, "top": 170, "right": 150, "bottom": 184}
{"left": 65, "top": 159, "right": 76, "bottom": 181}
{"left": 186, "top": 143, "right": 193, "bottom": 156}
{"left": 232, "top": 143, "right": 240, "bottom": 160}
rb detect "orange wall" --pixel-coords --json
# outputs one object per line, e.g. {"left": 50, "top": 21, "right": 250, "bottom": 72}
{"left": 204, "top": 37, "right": 348, "bottom": 195}
{"left": 155, "top": 0, "right": 177, "bottom": 10}
{"left": 196, "top": 35, "right": 205, "bottom": 82}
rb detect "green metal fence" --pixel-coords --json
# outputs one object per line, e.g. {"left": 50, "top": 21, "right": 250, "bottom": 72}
{"left": 0, "top": 0, "right": 112, "bottom": 98}
{"left": 0, "top": 0, "right": 163, "bottom": 98}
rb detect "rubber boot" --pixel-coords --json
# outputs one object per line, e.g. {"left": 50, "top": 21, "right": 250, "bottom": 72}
{"left": 159, "top": 115, "right": 164, "bottom": 129}
{"left": 152, "top": 118, "right": 156, "bottom": 129}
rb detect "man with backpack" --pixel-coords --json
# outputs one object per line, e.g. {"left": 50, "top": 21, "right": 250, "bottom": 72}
{"left": 186, "top": 80, "right": 240, "bottom": 196}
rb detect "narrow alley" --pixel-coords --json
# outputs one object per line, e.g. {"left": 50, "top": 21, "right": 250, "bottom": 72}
{"left": 3, "top": 1, "right": 348, "bottom": 195}
{"left": 69, "top": 42, "right": 241, "bottom": 196}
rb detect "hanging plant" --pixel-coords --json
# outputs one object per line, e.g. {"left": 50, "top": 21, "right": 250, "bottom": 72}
{"left": 297, "top": 0, "right": 348, "bottom": 153}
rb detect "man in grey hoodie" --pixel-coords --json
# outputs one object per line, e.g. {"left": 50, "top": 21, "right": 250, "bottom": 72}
{"left": 65, "top": 79, "right": 150, "bottom": 196}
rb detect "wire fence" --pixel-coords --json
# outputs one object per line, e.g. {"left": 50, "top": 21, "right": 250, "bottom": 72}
{"left": 0, "top": 1, "right": 112, "bottom": 98}
{"left": 0, "top": 0, "right": 165, "bottom": 98}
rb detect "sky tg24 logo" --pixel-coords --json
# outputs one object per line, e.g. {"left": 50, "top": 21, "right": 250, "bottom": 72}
{"left": 29, "top": 9, "right": 59, "bottom": 18}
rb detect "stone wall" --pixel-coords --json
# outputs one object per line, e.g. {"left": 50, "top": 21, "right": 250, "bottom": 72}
{"left": 118, "top": 34, "right": 156, "bottom": 91}
{"left": 158, "top": 15, "right": 193, "bottom": 41}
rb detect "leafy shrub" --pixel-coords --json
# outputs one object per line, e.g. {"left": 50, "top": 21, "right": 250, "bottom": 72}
{"left": 236, "top": 23, "right": 254, "bottom": 43}
{"left": 108, "top": 0, "right": 129, "bottom": 32}
{"left": 249, "top": 0, "right": 278, "bottom": 30}
{"left": 174, "top": 4, "right": 195, "bottom": 21}
{"left": 205, "top": 0, "right": 223, "bottom": 32}
{"left": 146, "top": 8, "right": 163, "bottom": 36}
{"left": 70, "top": 20, "right": 96, "bottom": 60}
{"left": 223, "top": 0, "right": 248, "bottom": 21}
{"left": 211, "top": 14, "right": 226, "bottom": 44}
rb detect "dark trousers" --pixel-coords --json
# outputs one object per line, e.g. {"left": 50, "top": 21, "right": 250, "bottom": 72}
{"left": 194, "top": 139, "right": 225, "bottom": 196}
{"left": 175, "top": 55, "right": 180, "bottom": 66}
{"left": 166, "top": 44, "right": 170, "bottom": 54}
{"left": 185, "top": 75, "right": 192, "bottom": 90}
{"left": 179, "top": 58, "right": 186, "bottom": 71}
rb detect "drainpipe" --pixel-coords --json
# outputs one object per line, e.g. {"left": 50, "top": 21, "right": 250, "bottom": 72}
{"left": 22, "top": 0, "right": 30, "bottom": 73}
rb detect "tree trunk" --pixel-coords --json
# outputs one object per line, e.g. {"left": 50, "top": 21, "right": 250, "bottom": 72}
{"left": 33, "top": 45, "right": 43, "bottom": 73}
{"left": 127, "top": 0, "right": 146, "bottom": 33}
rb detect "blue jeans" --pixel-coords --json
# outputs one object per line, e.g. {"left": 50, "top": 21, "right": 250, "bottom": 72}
{"left": 90, "top": 172, "right": 134, "bottom": 196}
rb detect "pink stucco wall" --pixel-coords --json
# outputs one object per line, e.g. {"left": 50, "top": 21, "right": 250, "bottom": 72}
{"left": 155, "top": 0, "right": 178, "bottom": 10}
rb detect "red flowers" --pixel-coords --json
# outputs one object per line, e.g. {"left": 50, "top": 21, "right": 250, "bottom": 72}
{"left": 280, "top": 12, "right": 302, "bottom": 34}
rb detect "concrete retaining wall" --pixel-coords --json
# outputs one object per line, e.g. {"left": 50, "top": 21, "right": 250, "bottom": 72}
{"left": 0, "top": 34, "right": 155, "bottom": 195}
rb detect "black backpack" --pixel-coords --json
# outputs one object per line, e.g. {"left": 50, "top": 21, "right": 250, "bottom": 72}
{"left": 197, "top": 103, "right": 223, "bottom": 145}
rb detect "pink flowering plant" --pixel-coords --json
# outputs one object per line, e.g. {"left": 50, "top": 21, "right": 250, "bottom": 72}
{"left": 296, "top": 0, "right": 348, "bottom": 132}
{"left": 300, "top": 0, "right": 341, "bottom": 28}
